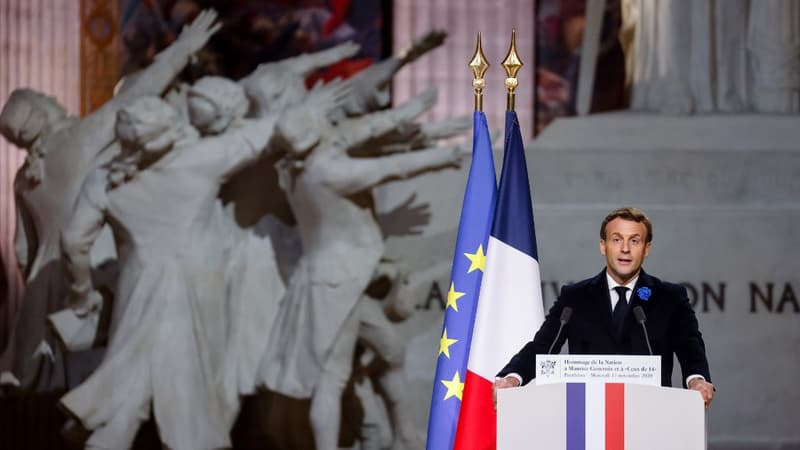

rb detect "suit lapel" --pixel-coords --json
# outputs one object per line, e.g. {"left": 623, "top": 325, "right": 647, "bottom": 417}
{"left": 621, "top": 270, "right": 653, "bottom": 340}
{"left": 631, "top": 270, "right": 654, "bottom": 311}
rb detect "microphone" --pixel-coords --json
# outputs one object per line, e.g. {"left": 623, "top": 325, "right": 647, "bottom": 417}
{"left": 633, "top": 306, "right": 654, "bottom": 355}
{"left": 547, "top": 306, "right": 573, "bottom": 354}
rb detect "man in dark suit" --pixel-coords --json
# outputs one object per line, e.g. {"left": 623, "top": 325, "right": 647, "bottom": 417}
{"left": 494, "top": 207, "right": 715, "bottom": 408}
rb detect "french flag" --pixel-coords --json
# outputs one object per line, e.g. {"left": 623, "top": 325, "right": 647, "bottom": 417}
{"left": 566, "top": 383, "right": 626, "bottom": 450}
{"left": 453, "top": 111, "right": 545, "bottom": 450}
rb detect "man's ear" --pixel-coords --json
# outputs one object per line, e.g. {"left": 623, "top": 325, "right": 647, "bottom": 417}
{"left": 643, "top": 241, "right": 651, "bottom": 258}
{"left": 599, "top": 239, "right": 607, "bottom": 256}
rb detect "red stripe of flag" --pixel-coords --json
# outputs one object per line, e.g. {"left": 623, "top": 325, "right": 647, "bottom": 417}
{"left": 453, "top": 370, "right": 496, "bottom": 450}
{"left": 606, "top": 383, "right": 625, "bottom": 450}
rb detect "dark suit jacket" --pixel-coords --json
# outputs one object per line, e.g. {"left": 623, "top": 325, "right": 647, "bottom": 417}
{"left": 497, "top": 269, "right": 711, "bottom": 387}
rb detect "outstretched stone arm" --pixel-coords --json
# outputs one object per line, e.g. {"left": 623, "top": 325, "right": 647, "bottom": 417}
{"left": 397, "top": 30, "right": 447, "bottom": 64}
{"left": 115, "top": 9, "right": 221, "bottom": 102}
{"left": 420, "top": 116, "right": 471, "bottom": 141}
{"left": 73, "top": 10, "right": 220, "bottom": 159}
{"left": 217, "top": 78, "right": 351, "bottom": 175}
{"left": 342, "top": 30, "right": 447, "bottom": 115}
{"left": 357, "top": 116, "right": 471, "bottom": 156}
{"left": 327, "top": 144, "right": 464, "bottom": 196}
{"left": 60, "top": 175, "right": 107, "bottom": 312}
{"left": 342, "top": 58, "right": 403, "bottom": 114}
{"left": 269, "top": 80, "right": 353, "bottom": 153}
{"left": 284, "top": 41, "right": 361, "bottom": 77}
{"left": 204, "top": 116, "right": 280, "bottom": 181}
{"left": 340, "top": 88, "right": 437, "bottom": 149}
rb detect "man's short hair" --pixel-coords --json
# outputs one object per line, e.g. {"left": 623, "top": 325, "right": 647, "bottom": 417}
{"left": 600, "top": 207, "right": 653, "bottom": 243}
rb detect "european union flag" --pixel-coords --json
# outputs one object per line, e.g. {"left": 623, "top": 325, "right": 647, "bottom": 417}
{"left": 452, "top": 110, "right": 545, "bottom": 450}
{"left": 425, "top": 111, "right": 497, "bottom": 450}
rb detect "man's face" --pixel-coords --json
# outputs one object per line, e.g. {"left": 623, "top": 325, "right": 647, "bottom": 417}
{"left": 600, "top": 218, "right": 651, "bottom": 285}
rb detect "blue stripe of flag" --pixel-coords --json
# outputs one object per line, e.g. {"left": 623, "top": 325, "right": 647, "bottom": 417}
{"left": 567, "top": 383, "right": 587, "bottom": 450}
{"left": 491, "top": 111, "right": 538, "bottom": 260}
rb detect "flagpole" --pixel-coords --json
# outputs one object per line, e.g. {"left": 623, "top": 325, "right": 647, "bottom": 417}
{"left": 468, "top": 32, "right": 489, "bottom": 112}
{"left": 502, "top": 29, "right": 523, "bottom": 112}
{"left": 425, "top": 31, "right": 498, "bottom": 450}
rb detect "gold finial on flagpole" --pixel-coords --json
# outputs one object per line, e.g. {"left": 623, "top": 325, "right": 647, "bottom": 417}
{"left": 469, "top": 32, "right": 489, "bottom": 112}
{"left": 502, "top": 29, "right": 523, "bottom": 111}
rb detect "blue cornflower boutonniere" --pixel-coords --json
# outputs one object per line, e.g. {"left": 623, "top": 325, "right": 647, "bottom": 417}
{"left": 637, "top": 287, "right": 652, "bottom": 301}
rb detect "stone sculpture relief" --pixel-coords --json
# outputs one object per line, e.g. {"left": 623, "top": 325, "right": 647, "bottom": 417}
{"left": 58, "top": 82, "right": 347, "bottom": 448}
{"left": 0, "top": 11, "right": 466, "bottom": 447}
{"left": 0, "top": 9, "right": 221, "bottom": 391}
{"left": 258, "top": 87, "right": 468, "bottom": 450}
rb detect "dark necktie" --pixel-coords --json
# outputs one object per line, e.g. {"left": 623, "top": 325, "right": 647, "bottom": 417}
{"left": 612, "top": 286, "right": 629, "bottom": 334}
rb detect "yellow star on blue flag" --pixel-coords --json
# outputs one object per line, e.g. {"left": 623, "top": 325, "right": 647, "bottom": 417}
{"left": 446, "top": 282, "right": 465, "bottom": 312}
{"left": 438, "top": 329, "right": 458, "bottom": 358}
{"left": 441, "top": 372, "right": 465, "bottom": 401}
{"left": 464, "top": 244, "right": 487, "bottom": 273}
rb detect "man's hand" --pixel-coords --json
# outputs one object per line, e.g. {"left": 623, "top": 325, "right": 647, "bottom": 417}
{"left": 688, "top": 378, "right": 715, "bottom": 409}
{"left": 493, "top": 376, "right": 521, "bottom": 409}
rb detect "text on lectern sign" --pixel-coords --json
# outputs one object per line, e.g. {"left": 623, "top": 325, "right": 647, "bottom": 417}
{"left": 535, "top": 354, "right": 661, "bottom": 386}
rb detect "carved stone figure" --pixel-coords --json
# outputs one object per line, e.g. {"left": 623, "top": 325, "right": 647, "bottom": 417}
{"left": 258, "top": 88, "right": 468, "bottom": 450}
{"left": 343, "top": 260, "right": 426, "bottom": 450}
{"left": 57, "top": 89, "right": 341, "bottom": 448}
{"left": 631, "top": 0, "right": 750, "bottom": 114}
{"left": 631, "top": 0, "right": 800, "bottom": 114}
{"left": 713, "top": 0, "right": 750, "bottom": 113}
{"left": 222, "top": 31, "right": 450, "bottom": 244}
{"left": 212, "top": 42, "right": 362, "bottom": 233}
{"left": 748, "top": 0, "right": 800, "bottom": 113}
{"left": 0, "top": 9, "right": 220, "bottom": 390}
{"left": 337, "top": 30, "right": 447, "bottom": 118}
{"left": 240, "top": 41, "right": 362, "bottom": 118}
{"left": 182, "top": 75, "right": 289, "bottom": 427}
{"left": 631, "top": 0, "right": 694, "bottom": 114}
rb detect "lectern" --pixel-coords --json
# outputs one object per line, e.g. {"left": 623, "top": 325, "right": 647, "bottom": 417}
{"left": 496, "top": 381, "right": 706, "bottom": 450}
